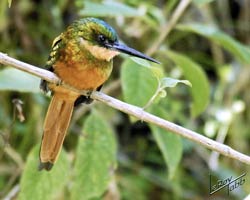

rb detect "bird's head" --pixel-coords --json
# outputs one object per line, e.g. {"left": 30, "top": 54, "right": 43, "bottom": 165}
{"left": 67, "top": 18, "right": 159, "bottom": 63}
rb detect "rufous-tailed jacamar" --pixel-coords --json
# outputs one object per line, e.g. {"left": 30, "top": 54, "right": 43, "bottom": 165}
{"left": 39, "top": 17, "right": 159, "bottom": 171}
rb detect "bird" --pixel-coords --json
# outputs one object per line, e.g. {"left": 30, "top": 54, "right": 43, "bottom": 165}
{"left": 39, "top": 17, "right": 159, "bottom": 171}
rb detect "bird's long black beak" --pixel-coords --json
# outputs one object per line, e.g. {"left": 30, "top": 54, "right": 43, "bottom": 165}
{"left": 106, "top": 42, "right": 160, "bottom": 64}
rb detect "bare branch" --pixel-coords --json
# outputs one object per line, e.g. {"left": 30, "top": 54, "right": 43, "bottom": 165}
{"left": 0, "top": 53, "right": 59, "bottom": 84}
{"left": 1, "top": 52, "right": 250, "bottom": 165}
{"left": 3, "top": 184, "right": 20, "bottom": 200}
{"left": 146, "top": 0, "right": 191, "bottom": 55}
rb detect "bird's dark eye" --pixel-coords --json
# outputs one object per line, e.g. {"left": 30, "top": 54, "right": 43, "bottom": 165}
{"left": 98, "top": 34, "right": 106, "bottom": 43}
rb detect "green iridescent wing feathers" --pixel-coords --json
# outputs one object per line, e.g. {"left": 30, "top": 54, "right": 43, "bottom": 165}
{"left": 46, "top": 34, "right": 64, "bottom": 67}
{"left": 40, "top": 34, "right": 64, "bottom": 93}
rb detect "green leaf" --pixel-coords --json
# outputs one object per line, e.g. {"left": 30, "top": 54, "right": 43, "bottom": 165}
{"left": 0, "top": 68, "right": 40, "bottom": 93}
{"left": 160, "top": 77, "right": 192, "bottom": 88}
{"left": 192, "top": 0, "right": 215, "bottom": 5}
{"left": 79, "top": 1, "right": 140, "bottom": 17}
{"left": 166, "top": 50, "right": 210, "bottom": 117}
{"left": 130, "top": 57, "right": 152, "bottom": 68}
{"left": 19, "top": 145, "right": 69, "bottom": 200}
{"left": 177, "top": 23, "right": 250, "bottom": 64}
{"left": 130, "top": 57, "right": 164, "bottom": 79}
{"left": 71, "top": 111, "right": 117, "bottom": 200}
{"left": 121, "top": 59, "right": 158, "bottom": 107}
{"left": 150, "top": 105, "right": 182, "bottom": 179}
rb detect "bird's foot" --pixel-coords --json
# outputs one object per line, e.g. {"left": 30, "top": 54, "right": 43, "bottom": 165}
{"left": 74, "top": 95, "right": 94, "bottom": 106}
{"left": 40, "top": 80, "right": 50, "bottom": 93}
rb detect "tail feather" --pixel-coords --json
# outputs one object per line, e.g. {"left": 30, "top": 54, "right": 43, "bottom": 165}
{"left": 39, "top": 93, "right": 75, "bottom": 171}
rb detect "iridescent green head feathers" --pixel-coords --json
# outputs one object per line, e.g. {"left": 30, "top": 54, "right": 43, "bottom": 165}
{"left": 65, "top": 17, "right": 160, "bottom": 63}
{"left": 68, "top": 18, "right": 118, "bottom": 47}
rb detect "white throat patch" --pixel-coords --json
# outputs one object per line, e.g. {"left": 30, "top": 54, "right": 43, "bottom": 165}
{"left": 79, "top": 38, "right": 120, "bottom": 61}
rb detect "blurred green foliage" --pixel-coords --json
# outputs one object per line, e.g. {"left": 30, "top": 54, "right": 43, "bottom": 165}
{"left": 0, "top": 0, "right": 250, "bottom": 199}
{"left": 19, "top": 146, "right": 69, "bottom": 200}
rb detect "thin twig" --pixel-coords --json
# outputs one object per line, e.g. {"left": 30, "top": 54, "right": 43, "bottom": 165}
{"left": 0, "top": 52, "right": 250, "bottom": 165}
{"left": 3, "top": 184, "right": 20, "bottom": 200}
{"left": 91, "top": 92, "right": 250, "bottom": 165}
{"left": 146, "top": 0, "right": 191, "bottom": 56}
{"left": 0, "top": 53, "right": 60, "bottom": 84}
{"left": 4, "top": 146, "right": 24, "bottom": 169}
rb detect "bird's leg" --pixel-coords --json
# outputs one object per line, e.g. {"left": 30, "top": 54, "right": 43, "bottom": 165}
{"left": 40, "top": 66, "right": 54, "bottom": 93}
{"left": 40, "top": 79, "right": 50, "bottom": 93}
{"left": 74, "top": 85, "right": 103, "bottom": 107}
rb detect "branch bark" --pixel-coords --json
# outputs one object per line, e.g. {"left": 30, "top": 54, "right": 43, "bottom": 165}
{"left": 0, "top": 52, "right": 250, "bottom": 165}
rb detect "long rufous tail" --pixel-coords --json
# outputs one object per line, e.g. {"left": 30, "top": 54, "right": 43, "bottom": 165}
{"left": 39, "top": 92, "right": 75, "bottom": 171}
